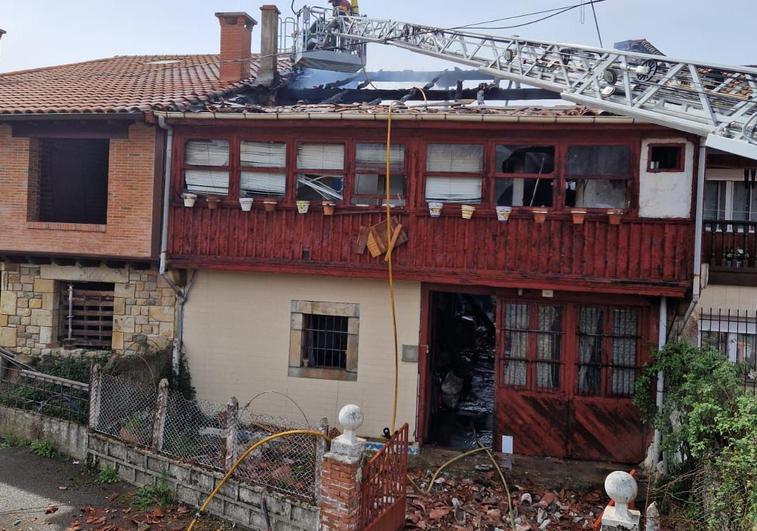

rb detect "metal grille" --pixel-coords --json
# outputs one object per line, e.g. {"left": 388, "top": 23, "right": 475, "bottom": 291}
{"left": 60, "top": 282, "right": 114, "bottom": 348}
{"left": 94, "top": 374, "right": 157, "bottom": 447}
{"left": 700, "top": 308, "right": 757, "bottom": 393}
{"left": 502, "top": 303, "right": 562, "bottom": 390}
{"left": 577, "top": 306, "right": 640, "bottom": 397}
{"left": 302, "top": 314, "right": 348, "bottom": 369}
{"left": 160, "top": 394, "right": 227, "bottom": 470}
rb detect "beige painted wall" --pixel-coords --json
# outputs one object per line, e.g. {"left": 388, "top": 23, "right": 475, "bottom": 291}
{"left": 698, "top": 284, "right": 757, "bottom": 312}
{"left": 182, "top": 271, "right": 422, "bottom": 439}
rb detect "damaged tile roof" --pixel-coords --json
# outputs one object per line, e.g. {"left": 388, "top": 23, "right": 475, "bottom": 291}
{"left": 0, "top": 54, "right": 290, "bottom": 115}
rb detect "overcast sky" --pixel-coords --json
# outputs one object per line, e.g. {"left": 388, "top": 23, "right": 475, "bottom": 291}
{"left": 0, "top": 0, "right": 754, "bottom": 74}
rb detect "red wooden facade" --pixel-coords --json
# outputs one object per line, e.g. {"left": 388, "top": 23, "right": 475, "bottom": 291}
{"left": 167, "top": 119, "right": 694, "bottom": 297}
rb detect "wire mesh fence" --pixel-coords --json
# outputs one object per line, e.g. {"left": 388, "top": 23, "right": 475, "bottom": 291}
{"left": 0, "top": 349, "right": 90, "bottom": 423}
{"left": 94, "top": 374, "right": 157, "bottom": 447}
{"left": 90, "top": 371, "right": 324, "bottom": 502}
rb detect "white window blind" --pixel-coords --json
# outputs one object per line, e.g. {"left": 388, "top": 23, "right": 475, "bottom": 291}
{"left": 356, "top": 143, "right": 404, "bottom": 172}
{"left": 425, "top": 176, "right": 482, "bottom": 203}
{"left": 297, "top": 144, "right": 344, "bottom": 170}
{"left": 241, "top": 172, "right": 286, "bottom": 197}
{"left": 185, "top": 170, "right": 229, "bottom": 195}
{"left": 185, "top": 140, "right": 229, "bottom": 166}
{"left": 240, "top": 141, "right": 287, "bottom": 167}
{"left": 426, "top": 144, "right": 483, "bottom": 173}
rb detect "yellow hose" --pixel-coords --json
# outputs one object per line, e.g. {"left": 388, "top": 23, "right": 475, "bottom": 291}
{"left": 186, "top": 430, "right": 330, "bottom": 531}
{"left": 385, "top": 102, "right": 400, "bottom": 435}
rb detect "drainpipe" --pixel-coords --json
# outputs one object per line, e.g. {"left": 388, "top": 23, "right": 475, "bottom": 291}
{"left": 674, "top": 140, "right": 707, "bottom": 338}
{"left": 156, "top": 114, "right": 193, "bottom": 380}
{"left": 652, "top": 296, "right": 667, "bottom": 473}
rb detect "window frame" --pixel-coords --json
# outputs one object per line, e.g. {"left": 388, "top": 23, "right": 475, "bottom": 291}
{"left": 289, "top": 300, "right": 359, "bottom": 381}
{"left": 492, "top": 144, "right": 557, "bottom": 209}
{"left": 295, "top": 141, "right": 348, "bottom": 205}
{"left": 181, "top": 138, "right": 234, "bottom": 199}
{"left": 238, "top": 140, "right": 289, "bottom": 200}
{"left": 564, "top": 143, "right": 634, "bottom": 212}
{"left": 647, "top": 142, "right": 685, "bottom": 173}
{"left": 351, "top": 142, "right": 408, "bottom": 207}
{"left": 423, "top": 142, "right": 486, "bottom": 207}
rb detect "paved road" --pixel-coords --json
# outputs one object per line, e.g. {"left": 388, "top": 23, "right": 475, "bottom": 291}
{"left": 0, "top": 447, "right": 126, "bottom": 531}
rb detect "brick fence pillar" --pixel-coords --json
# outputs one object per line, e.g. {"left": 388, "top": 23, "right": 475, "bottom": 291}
{"left": 319, "top": 404, "right": 365, "bottom": 531}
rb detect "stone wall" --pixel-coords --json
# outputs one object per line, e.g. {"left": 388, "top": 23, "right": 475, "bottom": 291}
{"left": 0, "top": 263, "right": 176, "bottom": 357}
{"left": 0, "top": 405, "right": 88, "bottom": 460}
{"left": 88, "top": 434, "right": 319, "bottom": 530}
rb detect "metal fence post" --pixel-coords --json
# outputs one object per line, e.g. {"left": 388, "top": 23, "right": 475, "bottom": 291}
{"left": 151, "top": 379, "right": 169, "bottom": 452}
{"left": 225, "top": 396, "right": 239, "bottom": 471}
{"left": 88, "top": 364, "right": 102, "bottom": 430}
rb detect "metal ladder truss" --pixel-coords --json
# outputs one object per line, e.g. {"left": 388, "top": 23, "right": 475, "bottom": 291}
{"left": 328, "top": 15, "right": 757, "bottom": 159}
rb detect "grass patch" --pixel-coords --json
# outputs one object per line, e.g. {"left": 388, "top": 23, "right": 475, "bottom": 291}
{"left": 30, "top": 440, "right": 57, "bottom": 458}
{"left": 133, "top": 471, "right": 174, "bottom": 511}
{"left": 0, "top": 434, "right": 30, "bottom": 448}
{"left": 97, "top": 465, "right": 120, "bottom": 484}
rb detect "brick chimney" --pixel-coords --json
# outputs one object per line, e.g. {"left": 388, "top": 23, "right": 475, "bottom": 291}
{"left": 257, "top": 5, "right": 280, "bottom": 86}
{"left": 215, "top": 12, "right": 257, "bottom": 84}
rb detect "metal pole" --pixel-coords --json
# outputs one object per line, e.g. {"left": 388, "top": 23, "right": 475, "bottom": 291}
{"left": 67, "top": 283, "right": 73, "bottom": 341}
{"left": 693, "top": 141, "right": 707, "bottom": 296}
{"left": 653, "top": 296, "right": 667, "bottom": 473}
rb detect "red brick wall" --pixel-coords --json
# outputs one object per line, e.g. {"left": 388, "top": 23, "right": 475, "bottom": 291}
{"left": 319, "top": 456, "right": 362, "bottom": 530}
{"left": 0, "top": 122, "right": 158, "bottom": 259}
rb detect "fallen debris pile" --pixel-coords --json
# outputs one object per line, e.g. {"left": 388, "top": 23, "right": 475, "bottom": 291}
{"left": 406, "top": 467, "right": 607, "bottom": 530}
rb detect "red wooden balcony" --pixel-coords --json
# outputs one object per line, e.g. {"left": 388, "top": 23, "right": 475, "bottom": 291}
{"left": 703, "top": 220, "right": 757, "bottom": 284}
{"left": 168, "top": 204, "right": 693, "bottom": 296}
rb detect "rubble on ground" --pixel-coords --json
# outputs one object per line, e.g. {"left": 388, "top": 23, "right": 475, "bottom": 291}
{"left": 406, "top": 466, "right": 607, "bottom": 530}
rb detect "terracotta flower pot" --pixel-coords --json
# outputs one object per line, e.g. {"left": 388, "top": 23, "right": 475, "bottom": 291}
{"left": 532, "top": 207, "right": 548, "bottom": 224}
{"left": 607, "top": 209, "right": 624, "bottom": 225}
{"left": 322, "top": 201, "right": 336, "bottom": 216}
{"left": 263, "top": 200, "right": 277, "bottom": 212}
{"left": 571, "top": 208, "right": 587, "bottom": 225}
{"left": 206, "top": 196, "right": 221, "bottom": 210}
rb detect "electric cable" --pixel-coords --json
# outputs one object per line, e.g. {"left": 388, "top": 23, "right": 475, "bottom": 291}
{"left": 450, "top": 0, "right": 606, "bottom": 29}
{"left": 450, "top": 0, "right": 607, "bottom": 31}
{"left": 589, "top": 0, "right": 604, "bottom": 48}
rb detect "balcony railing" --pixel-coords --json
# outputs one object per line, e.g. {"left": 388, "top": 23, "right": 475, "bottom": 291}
{"left": 703, "top": 220, "right": 757, "bottom": 273}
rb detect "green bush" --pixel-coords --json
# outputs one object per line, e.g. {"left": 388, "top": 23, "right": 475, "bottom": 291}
{"left": 133, "top": 470, "right": 174, "bottom": 510}
{"left": 634, "top": 342, "right": 757, "bottom": 530}
{"left": 30, "top": 440, "right": 56, "bottom": 458}
{"left": 97, "top": 465, "right": 120, "bottom": 484}
{"left": 0, "top": 434, "right": 30, "bottom": 448}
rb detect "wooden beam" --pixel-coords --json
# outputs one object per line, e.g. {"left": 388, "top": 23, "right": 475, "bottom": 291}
{"left": 11, "top": 120, "right": 131, "bottom": 139}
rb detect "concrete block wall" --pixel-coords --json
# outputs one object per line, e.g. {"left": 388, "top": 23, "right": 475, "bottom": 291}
{"left": 0, "top": 263, "right": 176, "bottom": 356}
{"left": 88, "top": 434, "right": 319, "bottom": 530}
{"left": 0, "top": 405, "right": 88, "bottom": 460}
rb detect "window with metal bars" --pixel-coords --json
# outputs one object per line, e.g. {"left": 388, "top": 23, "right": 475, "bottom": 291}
{"left": 576, "top": 306, "right": 640, "bottom": 397}
{"left": 59, "top": 282, "right": 114, "bottom": 349}
{"left": 502, "top": 302, "right": 562, "bottom": 391}
{"left": 302, "top": 314, "right": 349, "bottom": 370}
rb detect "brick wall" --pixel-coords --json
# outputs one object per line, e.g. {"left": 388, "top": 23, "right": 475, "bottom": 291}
{"left": 0, "top": 263, "right": 176, "bottom": 357}
{"left": 0, "top": 122, "right": 158, "bottom": 259}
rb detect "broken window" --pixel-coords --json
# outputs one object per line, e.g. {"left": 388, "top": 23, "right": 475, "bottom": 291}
{"left": 240, "top": 141, "right": 287, "bottom": 198}
{"left": 502, "top": 303, "right": 562, "bottom": 391}
{"left": 32, "top": 138, "right": 109, "bottom": 224}
{"left": 352, "top": 143, "right": 406, "bottom": 206}
{"left": 566, "top": 145, "right": 631, "bottom": 209}
{"left": 289, "top": 300, "right": 358, "bottom": 381}
{"left": 494, "top": 145, "right": 555, "bottom": 208}
{"left": 648, "top": 144, "right": 684, "bottom": 171}
{"left": 183, "top": 139, "right": 230, "bottom": 195}
{"left": 577, "top": 306, "right": 639, "bottom": 397}
{"left": 425, "top": 144, "right": 483, "bottom": 203}
{"left": 296, "top": 143, "right": 345, "bottom": 202}
{"left": 59, "top": 282, "right": 114, "bottom": 349}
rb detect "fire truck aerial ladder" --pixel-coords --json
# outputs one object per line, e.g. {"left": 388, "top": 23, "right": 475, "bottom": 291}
{"left": 285, "top": 8, "right": 757, "bottom": 160}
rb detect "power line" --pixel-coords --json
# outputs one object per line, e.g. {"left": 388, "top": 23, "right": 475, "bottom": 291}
{"left": 589, "top": 0, "right": 604, "bottom": 47}
{"left": 450, "top": 0, "right": 608, "bottom": 31}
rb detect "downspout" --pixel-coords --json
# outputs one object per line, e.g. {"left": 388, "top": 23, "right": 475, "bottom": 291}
{"left": 156, "top": 114, "right": 192, "bottom": 380}
{"left": 674, "top": 139, "right": 707, "bottom": 338}
{"left": 652, "top": 296, "right": 667, "bottom": 473}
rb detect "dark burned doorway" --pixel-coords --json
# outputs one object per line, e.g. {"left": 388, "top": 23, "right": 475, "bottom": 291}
{"left": 427, "top": 292, "right": 496, "bottom": 449}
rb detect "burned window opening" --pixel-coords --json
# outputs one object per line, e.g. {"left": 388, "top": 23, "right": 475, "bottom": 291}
{"left": 59, "top": 281, "right": 114, "bottom": 349}
{"left": 352, "top": 143, "right": 406, "bottom": 206}
{"left": 428, "top": 292, "right": 495, "bottom": 450}
{"left": 495, "top": 178, "right": 553, "bottom": 207}
{"left": 33, "top": 138, "right": 109, "bottom": 224}
{"left": 295, "top": 143, "right": 345, "bottom": 202}
{"left": 296, "top": 174, "right": 344, "bottom": 201}
{"left": 649, "top": 144, "right": 683, "bottom": 171}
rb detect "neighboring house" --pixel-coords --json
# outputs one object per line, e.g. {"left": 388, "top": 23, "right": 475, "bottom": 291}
{"left": 0, "top": 10, "right": 286, "bottom": 358}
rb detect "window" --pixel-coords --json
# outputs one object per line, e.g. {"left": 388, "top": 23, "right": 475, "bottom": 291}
{"left": 289, "top": 300, "right": 358, "bottom": 381}
{"left": 59, "top": 282, "right": 114, "bottom": 349}
{"left": 705, "top": 181, "right": 727, "bottom": 220}
{"left": 184, "top": 139, "right": 230, "bottom": 195}
{"left": 240, "top": 141, "right": 287, "bottom": 198}
{"left": 352, "top": 143, "right": 406, "bottom": 206}
{"left": 296, "top": 143, "right": 345, "bottom": 202}
{"left": 704, "top": 179, "right": 757, "bottom": 222}
{"left": 494, "top": 145, "right": 555, "bottom": 207}
{"left": 577, "top": 306, "right": 640, "bottom": 397}
{"left": 648, "top": 144, "right": 684, "bottom": 172}
{"left": 502, "top": 303, "right": 562, "bottom": 391}
{"left": 31, "top": 138, "right": 109, "bottom": 224}
{"left": 425, "top": 144, "right": 483, "bottom": 203}
{"left": 566, "top": 145, "right": 631, "bottom": 209}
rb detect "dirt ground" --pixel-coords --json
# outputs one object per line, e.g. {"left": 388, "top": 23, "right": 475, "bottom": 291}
{"left": 0, "top": 445, "right": 237, "bottom": 531}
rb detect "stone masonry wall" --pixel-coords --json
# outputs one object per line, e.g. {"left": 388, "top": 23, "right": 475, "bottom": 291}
{"left": 0, "top": 263, "right": 176, "bottom": 357}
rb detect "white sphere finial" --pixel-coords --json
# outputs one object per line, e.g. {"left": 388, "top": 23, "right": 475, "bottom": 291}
{"left": 604, "top": 471, "right": 637, "bottom": 520}
{"left": 338, "top": 404, "right": 363, "bottom": 444}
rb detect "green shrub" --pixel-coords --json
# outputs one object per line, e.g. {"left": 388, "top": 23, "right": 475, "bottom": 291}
{"left": 133, "top": 470, "right": 174, "bottom": 510}
{"left": 30, "top": 440, "right": 56, "bottom": 458}
{"left": 0, "top": 434, "right": 30, "bottom": 448}
{"left": 97, "top": 465, "right": 119, "bottom": 484}
{"left": 634, "top": 342, "right": 757, "bottom": 530}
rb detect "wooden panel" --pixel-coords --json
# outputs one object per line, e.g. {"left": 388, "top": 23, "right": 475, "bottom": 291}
{"left": 570, "top": 398, "right": 649, "bottom": 462}
{"left": 361, "top": 424, "right": 408, "bottom": 531}
{"left": 169, "top": 204, "right": 693, "bottom": 295}
{"left": 496, "top": 390, "right": 569, "bottom": 458}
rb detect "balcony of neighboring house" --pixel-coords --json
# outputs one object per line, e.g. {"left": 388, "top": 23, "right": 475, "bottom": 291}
{"left": 702, "top": 165, "right": 757, "bottom": 284}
